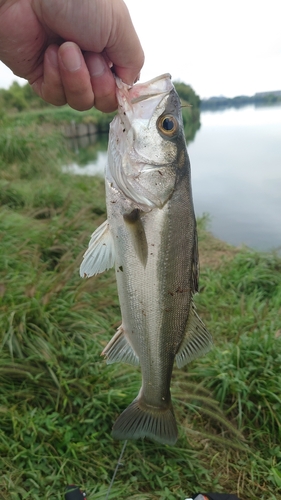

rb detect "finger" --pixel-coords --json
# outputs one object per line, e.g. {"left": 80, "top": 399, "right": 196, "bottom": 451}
{"left": 35, "top": 0, "right": 144, "bottom": 87}
{"left": 31, "top": 44, "right": 67, "bottom": 106}
{"left": 84, "top": 52, "right": 117, "bottom": 113}
{"left": 58, "top": 41, "right": 95, "bottom": 111}
{"left": 106, "top": 1, "right": 144, "bottom": 85}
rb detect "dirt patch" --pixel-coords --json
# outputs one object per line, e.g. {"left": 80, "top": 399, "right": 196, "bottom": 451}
{"left": 198, "top": 229, "right": 241, "bottom": 269}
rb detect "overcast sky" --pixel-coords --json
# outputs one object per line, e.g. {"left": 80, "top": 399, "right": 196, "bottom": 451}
{"left": 0, "top": 0, "right": 280, "bottom": 98}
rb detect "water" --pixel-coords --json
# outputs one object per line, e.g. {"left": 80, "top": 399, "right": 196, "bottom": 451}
{"left": 63, "top": 150, "right": 107, "bottom": 177}
{"left": 64, "top": 104, "right": 281, "bottom": 252}
{"left": 189, "top": 105, "right": 281, "bottom": 251}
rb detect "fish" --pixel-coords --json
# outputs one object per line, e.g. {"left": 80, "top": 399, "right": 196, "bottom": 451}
{"left": 80, "top": 73, "right": 212, "bottom": 446}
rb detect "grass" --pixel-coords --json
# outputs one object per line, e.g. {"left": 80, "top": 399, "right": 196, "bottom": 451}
{"left": 0, "top": 117, "right": 281, "bottom": 499}
{"left": 2, "top": 104, "right": 115, "bottom": 131}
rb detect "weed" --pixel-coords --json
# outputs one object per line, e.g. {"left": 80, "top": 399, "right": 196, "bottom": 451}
{"left": 0, "top": 113, "right": 280, "bottom": 499}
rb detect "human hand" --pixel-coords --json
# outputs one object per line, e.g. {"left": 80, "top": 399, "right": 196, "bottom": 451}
{"left": 0, "top": 0, "right": 144, "bottom": 112}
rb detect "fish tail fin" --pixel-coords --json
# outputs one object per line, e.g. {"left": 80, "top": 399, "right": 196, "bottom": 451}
{"left": 112, "top": 395, "right": 178, "bottom": 446}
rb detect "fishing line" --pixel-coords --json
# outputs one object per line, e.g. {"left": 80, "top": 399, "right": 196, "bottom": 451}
{"left": 105, "top": 440, "right": 128, "bottom": 500}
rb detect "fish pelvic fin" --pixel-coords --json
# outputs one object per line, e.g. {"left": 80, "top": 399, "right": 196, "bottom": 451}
{"left": 176, "top": 302, "right": 213, "bottom": 368}
{"left": 112, "top": 395, "right": 178, "bottom": 446}
{"left": 102, "top": 325, "right": 139, "bottom": 366}
{"left": 80, "top": 220, "right": 115, "bottom": 278}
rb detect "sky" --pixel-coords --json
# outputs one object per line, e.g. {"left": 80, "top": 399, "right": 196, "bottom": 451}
{"left": 0, "top": 0, "right": 280, "bottom": 98}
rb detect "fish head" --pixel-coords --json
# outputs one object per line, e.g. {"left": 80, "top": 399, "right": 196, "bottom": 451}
{"left": 108, "top": 74, "right": 189, "bottom": 210}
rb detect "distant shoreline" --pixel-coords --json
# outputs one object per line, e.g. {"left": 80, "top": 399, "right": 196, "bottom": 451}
{"left": 201, "top": 90, "right": 281, "bottom": 110}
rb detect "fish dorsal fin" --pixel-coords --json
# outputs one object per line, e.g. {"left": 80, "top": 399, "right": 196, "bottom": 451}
{"left": 80, "top": 220, "right": 115, "bottom": 278}
{"left": 192, "top": 228, "right": 199, "bottom": 294}
{"left": 175, "top": 302, "right": 212, "bottom": 368}
{"left": 102, "top": 325, "right": 139, "bottom": 366}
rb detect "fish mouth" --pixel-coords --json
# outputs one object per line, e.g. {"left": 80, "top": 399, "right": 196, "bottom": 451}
{"left": 140, "top": 73, "right": 172, "bottom": 86}
{"left": 130, "top": 93, "right": 167, "bottom": 104}
{"left": 130, "top": 73, "right": 172, "bottom": 104}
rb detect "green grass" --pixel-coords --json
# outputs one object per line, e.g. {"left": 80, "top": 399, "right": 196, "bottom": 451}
{"left": 0, "top": 120, "right": 281, "bottom": 499}
{"left": 2, "top": 103, "right": 115, "bottom": 131}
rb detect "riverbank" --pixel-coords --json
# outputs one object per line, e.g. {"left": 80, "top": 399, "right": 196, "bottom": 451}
{"left": 0, "top": 117, "right": 280, "bottom": 499}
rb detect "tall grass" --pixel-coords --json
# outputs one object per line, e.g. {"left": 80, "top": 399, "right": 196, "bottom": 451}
{"left": 0, "top": 118, "right": 280, "bottom": 499}
{"left": 3, "top": 105, "right": 115, "bottom": 132}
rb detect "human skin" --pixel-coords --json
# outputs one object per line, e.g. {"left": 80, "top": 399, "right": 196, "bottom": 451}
{"left": 0, "top": 0, "right": 144, "bottom": 112}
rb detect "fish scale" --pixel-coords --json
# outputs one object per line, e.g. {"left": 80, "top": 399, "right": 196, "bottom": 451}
{"left": 80, "top": 73, "right": 212, "bottom": 445}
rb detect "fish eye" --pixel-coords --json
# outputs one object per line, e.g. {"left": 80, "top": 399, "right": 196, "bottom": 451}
{"left": 157, "top": 114, "right": 179, "bottom": 137}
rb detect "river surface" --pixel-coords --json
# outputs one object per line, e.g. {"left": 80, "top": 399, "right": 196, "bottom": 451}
{"left": 63, "top": 104, "right": 281, "bottom": 252}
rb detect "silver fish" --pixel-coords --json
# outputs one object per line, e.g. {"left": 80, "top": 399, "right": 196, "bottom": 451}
{"left": 80, "top": 74, "right": 212, "bottom": 446}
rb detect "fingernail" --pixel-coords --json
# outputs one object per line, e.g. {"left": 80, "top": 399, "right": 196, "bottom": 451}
{"left": 86, "top": 54, "right": 107, "bottom": 77}
{"left": 61, "top": 44, "right": 82, "bottom": 72}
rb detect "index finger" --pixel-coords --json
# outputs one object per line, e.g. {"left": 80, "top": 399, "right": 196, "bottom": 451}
{"left": 105, "top": 1, "right": 144, "bottom": 85}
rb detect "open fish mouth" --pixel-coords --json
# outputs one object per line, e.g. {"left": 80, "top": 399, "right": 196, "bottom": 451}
{"left": 130, "top": 73, "right": 172, "bottom": 104}
{"left": 141, "top": 73, "right": 172, "bottom": 85}
{"left": 130, "top": 93, "right": 168, "bottom": 104}
{"left": 122, "top": 73, "right": 173, "bottom": 108}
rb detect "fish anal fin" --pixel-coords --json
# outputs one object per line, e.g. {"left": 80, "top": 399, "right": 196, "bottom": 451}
{"left": 80, "top": 220, "right": 115, "bottom": 278}
{"left": 112, "top": 395, "right": 178, "bottom": 446}
{"left": 176, "top": 302, "right": 213, "bottom": 368}
{"left": 102, "top": 325, "right": 139, "bottom": 366}
{"left": 123, "top": 209, "right": 148, "bottom": 267}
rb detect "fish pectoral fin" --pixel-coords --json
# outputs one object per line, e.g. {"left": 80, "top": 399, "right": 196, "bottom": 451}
{"left": 102, "top": 325, "right": 139, "bottom": 366}
{"left": 123, "top": 209, "right": 148, "bottom": 267}
{"left": 80, "top": 220, "right": 115, "bottom": 278}
{"left": 176, "top": 302, "right": 213, "bottom": 368}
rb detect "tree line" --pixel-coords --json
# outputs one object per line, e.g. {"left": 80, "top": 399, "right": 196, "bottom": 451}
{"left": 0, "top": 80, "right": 201, "bottom": 143}
{"left": 1, "top": 80, "right": 200, "bottom": 113}
{"left": 201, "top": 91, "right": 281, "bottom": 110}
